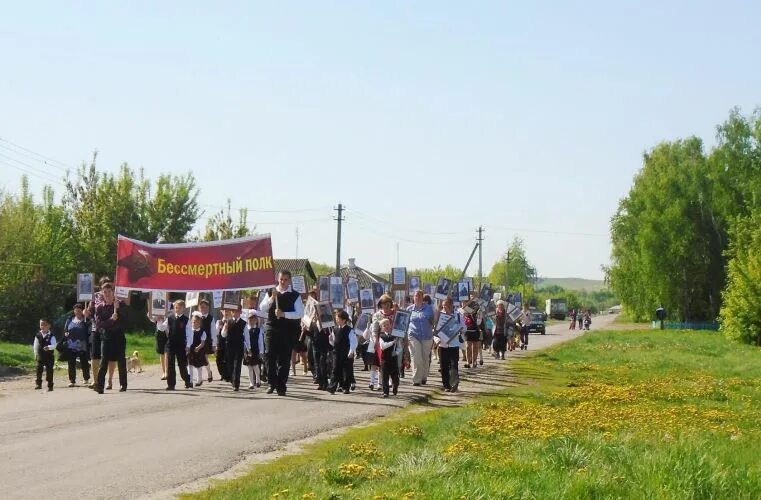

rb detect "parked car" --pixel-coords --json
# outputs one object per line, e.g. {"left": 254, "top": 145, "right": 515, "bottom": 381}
{"left": 528, "top": 312, "right": 546, "bottom": 335}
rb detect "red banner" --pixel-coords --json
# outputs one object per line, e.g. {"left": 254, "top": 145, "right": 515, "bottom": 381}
{"left": 115, "top": 234, "right": 275, "bottom": 292}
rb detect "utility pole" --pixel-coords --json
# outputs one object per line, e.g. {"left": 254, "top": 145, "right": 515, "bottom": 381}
{"left": 477, "top": 226, "right": 484, "bottom": 291}
{"left": 295, "top": 226, "right": 299, "bottom": 258}
{"left": 396, "top": 242, "right": 400, "bottom": 266}
{"left": 504, "top": 248, "right": 511, "bottom": 292}
{"left": 334, "top": 204, "right": 344, "bottom": 277}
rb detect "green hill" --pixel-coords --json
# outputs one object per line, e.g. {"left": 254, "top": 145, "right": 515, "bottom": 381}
{"left": 537, "top": 277, "right": 607, "bottom": 292}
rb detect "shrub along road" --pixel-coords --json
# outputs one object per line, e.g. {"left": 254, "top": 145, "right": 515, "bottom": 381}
{"left": 0, "top": 315, "right": 615, "bottom": 499}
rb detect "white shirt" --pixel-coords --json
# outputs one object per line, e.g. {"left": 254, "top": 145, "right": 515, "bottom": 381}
{"left": 258, "top": 285, "right": 305, "bottom": 320}
{"left": 221, "top": 318, "right": 251, "bottom": 350}
{"left": 199, "top": 313, "right": 218, "bottom": 348}
{"left": 32, "top": 332, "right": 57, "bottom": 356}
{"left": 328, "top": 325, "right": 358, "bottom": 356}
{"left": 157, "top": 315, "right": 193, "bottom": 348}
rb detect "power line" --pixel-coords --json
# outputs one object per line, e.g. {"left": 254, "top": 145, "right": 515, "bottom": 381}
{"left": 351, "top": 209, "right": 471, "bottom": 236}
{"left": 198, "top": 202, "right": 332, "bottom": 214}
{"left": 0, "top": 137, "right": 75, "bottom": 173}
{"left": 487, "top": 224, "right": 608, "bottom": 238}
{"left": 345, "top": 220, "right": 471, "bottom": 246}
{"left": 0, "top": 158, "right": 65, "bottom": 188}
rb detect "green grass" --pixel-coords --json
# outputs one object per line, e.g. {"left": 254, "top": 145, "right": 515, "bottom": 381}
{"left": 0, "top": 332, "right": 160, "bottom": 371}
{"left": 184, "top": 329, "right": 761, "bottom": 500}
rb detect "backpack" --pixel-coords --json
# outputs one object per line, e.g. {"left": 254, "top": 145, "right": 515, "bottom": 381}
{"left": 464, "top": 313, "right": 476, "bottom": 330}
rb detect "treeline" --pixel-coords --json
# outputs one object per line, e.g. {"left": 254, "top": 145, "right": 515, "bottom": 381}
{"left": 608, "top": 107, "right": 761, "bottom": 344}
{"left": 0, "top": 156, "right": 252, "bottom": 342}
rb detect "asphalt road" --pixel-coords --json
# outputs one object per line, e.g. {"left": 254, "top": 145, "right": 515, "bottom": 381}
{"left": 0, "top": 314, "right": 615, "bottom": 499}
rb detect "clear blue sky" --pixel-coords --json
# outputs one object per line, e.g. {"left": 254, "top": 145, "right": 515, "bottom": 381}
{"left": 2, "top": 1, "right": 760, "bottom": 280}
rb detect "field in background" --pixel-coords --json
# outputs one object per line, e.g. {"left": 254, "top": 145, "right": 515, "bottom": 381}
{"left": 537, "top": 277, "right": 607, "bottom": 292}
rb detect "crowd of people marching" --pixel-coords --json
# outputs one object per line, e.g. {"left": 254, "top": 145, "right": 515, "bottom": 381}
{"left": 33, "top": 271, "right": 537, "bottom": 395}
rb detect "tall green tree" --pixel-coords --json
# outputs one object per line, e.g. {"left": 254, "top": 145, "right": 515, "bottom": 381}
{"left": 63, "top": 153, "right": 201, "bottom": 277}
{"left": 609, "top": 138, "right": 724, "bottom": 322}
{"left": 201, "top": 199, "right": 253, "bottom": 241}
{"left": 0, "top": 178, "right": 78, "bottom": 341}
{"left": 488, "top": 237, "right": 535, "bottom": 291}
{"left": 720, "top": 210, "right": 761, "bottom": 344}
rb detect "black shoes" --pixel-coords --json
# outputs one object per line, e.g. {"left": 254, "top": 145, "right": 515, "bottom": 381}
{"left": 35, "top": 385, "right": 41, "bottom": 390}
{"left": 266, "top": 387, "right": 275, "bottom": 394}
{"left": 119, "top": 386, "right": 127, "bottom": 392}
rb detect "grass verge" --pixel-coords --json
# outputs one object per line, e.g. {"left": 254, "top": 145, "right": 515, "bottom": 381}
{"left": 184, "top": 329, "right": 761, "bottom": 499}
{"left": 0, "top": 332, "right": 160, "bottom": 372}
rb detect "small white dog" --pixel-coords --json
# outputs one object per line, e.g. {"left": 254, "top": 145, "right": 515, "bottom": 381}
{"left": 127, "top": 350, "right": 143, "bottom": 373}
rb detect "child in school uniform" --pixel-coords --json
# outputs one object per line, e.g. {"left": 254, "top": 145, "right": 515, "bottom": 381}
{"left": 33, "top": 318, "right": 57, "bottom": 391}
{"left": 377, "top": 318, "right": 402, "bottom": 398}
{"left": 187, "top": 312, "right": 208, "bottom": 387}
{"left": 363, "top": 319, "right": 381, "bottom": 391}
{"left": 244, "top": 311, "right": 264, "bottom": 390}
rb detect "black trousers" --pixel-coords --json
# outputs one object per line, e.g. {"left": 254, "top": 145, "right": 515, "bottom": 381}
{"left": 216, "top": 342, "right": 229, "bottom": 381}
{"left": 439, "top": 346, "right": 460, "bottom": 390}
{"left": 381, "top": 356, "right": 400, "bottom": 395}
{"left": 36, "top": 354, "right": 54, "bottom": 388}
{"left": 68, "top": 351, "right": 90, "bottom": 382}
{"left": 226, "top": 348, "right": 244, "bottom": 389}
{"left": 312, "top": 344, "right": 329, "bottom": 388}
{"left": 328, "top": 351, "right": 351, "bottom": 391}
{"left": 304, "top": 335, "right": 315, "bottom": 376}
{"left": 265, "top": 329, "right": 295, "bottom": 393}
{"left": 357, "top": 343, "right": 369, "bottom": 369}
{"left": 166, "top": 345, "right": 190, "bottom": 389}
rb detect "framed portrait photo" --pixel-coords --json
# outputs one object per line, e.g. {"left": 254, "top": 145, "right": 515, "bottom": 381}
{"left": 457, "top": 281, "right": 470, "bottom": 302}
{"left": 346, "top": 278, "right": 359, "bottom": 304}
{"left": 434, "top": 277, "right": 451, "bottom": 300}
{"left": 359, "top": 288, "right": 374, "bottom": 310}
{"left": 317, "top": 301, "right": 335, "bottom": 329}
{"left": 222, "top": 290, "right": 242, "bottom": 310}
{"left": 318, "top": 276, "right": 330, "bottom": 302}
{"left": 77, "top": 273, "right": 94, "bottom": 301}
{"left": 212, "top": 290, "right": 223, "bottom": 309}
{"left": 291, "top": 275, "right": 307, "bottom": 294}
{"left": 408, "top": 275, "right": 421, "bottom": 295}
{"left": 479, "top": 284, "right": 494, "bottom": 305}
{"left": 355, "top": 312, "right": 371, "bottom": 333}
{"left": 391, "top": 267, "right": 407, "bottom": 288}
{"left": 391, "top": 310, "right": 411, "bottom": 338}
{"left": 150, "top": 290, "right": 168, "bottom": 317}
{"left": 329, "top": 276, "right": 344, "bottom": 308}
{"left": 371, "top": 282, "right": 385, "bottom": 302}
{"left": 185, "top": 291, "right": 199, "bottom": 308}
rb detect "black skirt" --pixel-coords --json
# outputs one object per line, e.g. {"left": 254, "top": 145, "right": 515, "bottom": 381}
{"left": 101, "top": 332, "right": 126, "bottom": 362}
{"left": 493, "top": 334, "right": 507, "bottom": 352}
{"left": 155, "top": 331, "right": 167, "bottom": 355}
{"left": 464, "top": 330, "right": 480, "bottom": 342}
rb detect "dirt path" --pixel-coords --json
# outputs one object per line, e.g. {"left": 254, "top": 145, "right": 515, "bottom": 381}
{"left": 0, "top": 315, "right": 616, "bottom": 499}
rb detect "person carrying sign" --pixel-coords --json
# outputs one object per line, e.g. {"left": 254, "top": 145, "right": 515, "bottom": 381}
{"left": 259, "top": 270, "right": 304, "bottom": 396}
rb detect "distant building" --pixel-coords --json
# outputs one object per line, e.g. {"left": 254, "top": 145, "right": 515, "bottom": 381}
{"left": 339, "top": 258, "right": 389, "bottom": 289}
